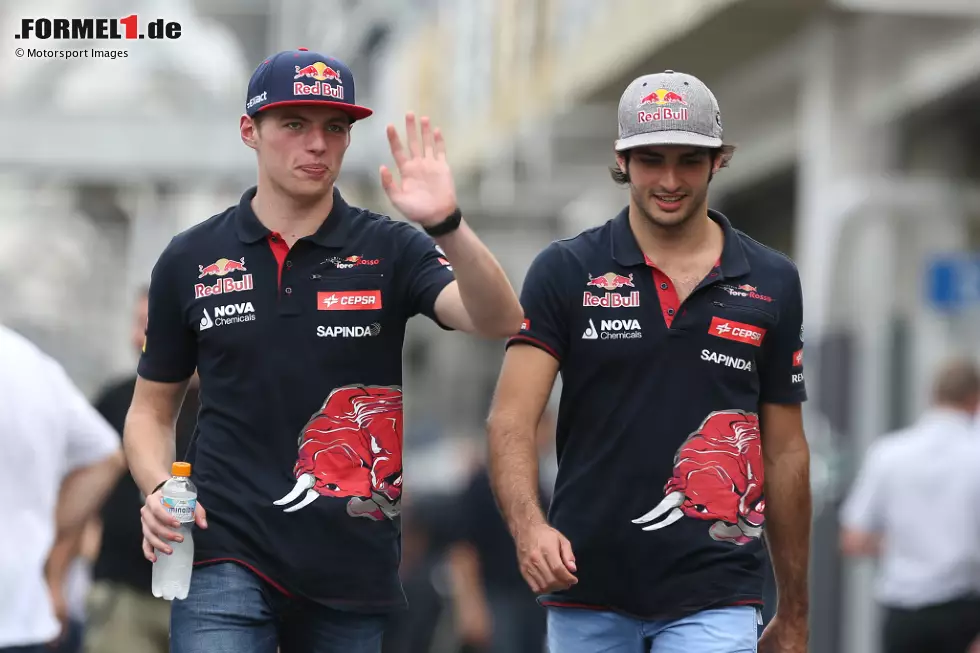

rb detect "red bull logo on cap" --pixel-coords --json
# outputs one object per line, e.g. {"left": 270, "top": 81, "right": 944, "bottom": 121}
{"left": 633, "top": 409, "right": 764, "bottom": 545}
{"left": 294, "top": 61, "right": 345, "bottom": 100}
{"left": 637, "top": 88, "right": 688, "bottom": 123}
{"left": 294, "top": 62, "right": 342, "bottom": 82}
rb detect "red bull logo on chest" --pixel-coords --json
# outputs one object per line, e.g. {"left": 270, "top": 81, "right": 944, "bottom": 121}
{"left": 633, "top": 410, "right": 765, "bottom": 545}
{"left": 586, "top": 272, "right": 635, "bottom": 291}
{"left": 195, "top": 257, "right": 252, "bottom": 299}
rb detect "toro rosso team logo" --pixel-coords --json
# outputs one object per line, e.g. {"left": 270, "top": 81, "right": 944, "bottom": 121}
{"left": 632, "top": 410, "right": 764, "bottom": 545}
{"left": 274, "top": 385, "right": 403, "bottom": 521}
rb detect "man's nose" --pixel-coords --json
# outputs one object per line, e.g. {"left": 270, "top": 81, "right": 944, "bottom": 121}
{"left": 306, "top": 127, "right": 329, "bottom": 152}
{"left": 659, "top": 166, "right": 682, "bottom": 192}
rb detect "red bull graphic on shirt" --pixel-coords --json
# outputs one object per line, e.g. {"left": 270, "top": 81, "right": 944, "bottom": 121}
{"left": 273, "top": 385, "right": 403, "bottom": 521}
{"left": 632, "top": 409, "right": 764, "bottom": 545}
{"left": 586, "top": 272, "right": 635, "bottom": 291}
{"left": 195, "top": 257, "right": 253, "bottom": 299}
{"left": 583, "top": 272, "right": 640, "bottom": 307}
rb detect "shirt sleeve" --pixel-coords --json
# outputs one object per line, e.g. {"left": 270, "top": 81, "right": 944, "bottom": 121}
{"left": 505, "top": 242, "right": 569, "bottom": 362}
{"left": 759, "top": 264, "right": 807, "bottom": 404}
{"left": 839, "top": 443, "right": 887, "bottom": 532}
{"left": 395, "top": 222, "right": 457, "bottom": 327}
{"left": 137, "top": 239, "right": 198, "bottom": 382}
{"left": 52, "top": 362, "right": 120, "bottom": 474}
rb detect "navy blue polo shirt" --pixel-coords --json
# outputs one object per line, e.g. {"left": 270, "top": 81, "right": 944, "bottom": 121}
{"left": 508, "top": 208, "right": 807, "bottom": 620}
{"left": 138, "top": 186, "right": 455, "bottom": 611}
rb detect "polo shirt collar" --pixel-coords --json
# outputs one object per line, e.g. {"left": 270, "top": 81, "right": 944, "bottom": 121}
{"left": 610, "top": 206, "right": 751, "bottom": 278}
{"left": 235, "top": 186, "right": 352, "bottom": 248}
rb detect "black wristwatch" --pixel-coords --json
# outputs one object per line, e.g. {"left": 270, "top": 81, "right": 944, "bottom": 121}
{"left": 423, "top": 207, "right": 462, "bottom": 237}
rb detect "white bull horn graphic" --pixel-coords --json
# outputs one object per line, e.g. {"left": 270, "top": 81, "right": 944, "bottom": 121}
{"left": 632, "top": 491, "right": 685, "bottom": 531}
{"left": 274, "top": 473, "right": 318, "bottom": 513}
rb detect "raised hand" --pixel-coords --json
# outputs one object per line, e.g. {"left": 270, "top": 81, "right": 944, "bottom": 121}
{"left": 380, "top": 112, "right": 457, "bottom": 227}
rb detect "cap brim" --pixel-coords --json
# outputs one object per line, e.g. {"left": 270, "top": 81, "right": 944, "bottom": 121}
{"left": 255, "top": 100, "right": 374, "bottom": 121}
{"left": 615, "top": 130, "right": 722, "bottom": 151}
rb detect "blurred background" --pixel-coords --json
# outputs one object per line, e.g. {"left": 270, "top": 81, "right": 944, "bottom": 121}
{"left": 3, "top": 0, "right": 980, "bottom": 652}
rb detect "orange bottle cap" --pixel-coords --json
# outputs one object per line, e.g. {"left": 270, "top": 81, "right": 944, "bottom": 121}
{"left": 172, "top": 462, "right": 192, "bottom": 477}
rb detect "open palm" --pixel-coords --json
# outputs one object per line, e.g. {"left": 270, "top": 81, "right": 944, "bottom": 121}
{"left": 380, "top": 113, "right": 457, "bottom": 227}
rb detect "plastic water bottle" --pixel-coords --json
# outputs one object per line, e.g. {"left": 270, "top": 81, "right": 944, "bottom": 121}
{"left": 152, "top": 462, "right": 196, "bottom": 600}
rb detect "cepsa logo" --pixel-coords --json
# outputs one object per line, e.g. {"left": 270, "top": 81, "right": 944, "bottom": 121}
{"left": 15, "top": 15, "right": 182, "bottom": 40}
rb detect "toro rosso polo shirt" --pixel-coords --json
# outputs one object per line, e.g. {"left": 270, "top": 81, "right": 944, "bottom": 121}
{"left": 508, "top": 207, "right": 807, "bottom": 620}
{"left": 137, "top": 186, "right": 456, "bottom": 612}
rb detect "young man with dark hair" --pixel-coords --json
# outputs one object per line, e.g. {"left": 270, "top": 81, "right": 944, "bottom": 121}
{"left": 488, "top": 70, "right": 811, "bottom": 652}
{"left": 125, "top": 48, "right": 523, "bottom": 652}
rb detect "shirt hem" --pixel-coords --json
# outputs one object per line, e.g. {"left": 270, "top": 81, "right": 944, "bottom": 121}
{"left": 194, "top": 557, "right": 408, "bottom": 612}
{"left": 537, "top": 595, "right": 764, "bottom": 621}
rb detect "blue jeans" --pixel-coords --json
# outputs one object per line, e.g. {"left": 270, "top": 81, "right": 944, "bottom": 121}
{"left": 546, "top": 605, "right": 759, "bottom": 653}
{"left": 170, "top": 562, "right": 388, "bottom": 653}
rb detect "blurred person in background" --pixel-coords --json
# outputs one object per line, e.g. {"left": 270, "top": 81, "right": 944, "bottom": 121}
{"left": 82, "top": 287, "right": 200, "bottom": 653}
{"left": 840, "top": 357, "right": 980, "bottom": 653}
{"left": 488, "top": 70, "right": 811, "bottom": 653}
{"left": 126, "top": 47, "right": 522, "bottom": 653}
{"left": 446, "top": 408, "right": 556, "bottom": 653}
{"left": 0, "top": 324, "right": 125, "bottom": 653}
{"left": 381, "top": 493, "right": 456, "bottom": 653}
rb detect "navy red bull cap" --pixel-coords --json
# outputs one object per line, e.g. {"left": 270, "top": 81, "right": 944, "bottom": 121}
{"left": 245, "top": 47, "right": 373, "bottom": 121}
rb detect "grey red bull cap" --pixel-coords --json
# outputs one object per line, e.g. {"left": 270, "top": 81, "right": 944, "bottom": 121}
{"left": 245, "top": 47, "right": 373, "bottom": 121}
{"left": 615, "top": 70, "right": 722, "bottom": 151}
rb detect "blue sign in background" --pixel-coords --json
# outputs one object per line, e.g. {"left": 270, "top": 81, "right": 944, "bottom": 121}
{"left": 925, "top": 254, "right": 980, "bottom": 311}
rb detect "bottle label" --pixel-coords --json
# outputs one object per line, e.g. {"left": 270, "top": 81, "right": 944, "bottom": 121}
{"left": 162, "top": 497, "right": 197, "bottom": 524}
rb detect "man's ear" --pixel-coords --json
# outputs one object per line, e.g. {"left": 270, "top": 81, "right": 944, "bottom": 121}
{"left": 616, "top": 152, "right": 628, "bottom": 174}
{"left": 241, "top": 115, "right": 259, "bottom": 151}
{"left": 712, "top": 152, "right": 725, "bottom": 173}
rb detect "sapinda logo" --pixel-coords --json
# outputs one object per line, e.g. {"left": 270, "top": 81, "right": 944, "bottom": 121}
{"left": 701, "top": 350, "right": 753, "bottom": 371}
{"left": 316, "top": 323, "right": 382, "bottom": 338}
{"left": 317, "top": 290, "right": 382, "bottom": 311}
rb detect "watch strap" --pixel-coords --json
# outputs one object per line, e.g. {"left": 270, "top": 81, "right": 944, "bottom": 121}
{"left": 423, "top": 207, "right": 462, "bottom": 237}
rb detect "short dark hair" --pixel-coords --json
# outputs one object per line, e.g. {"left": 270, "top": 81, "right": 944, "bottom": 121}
{"left": 609, "top": 144, "right": 737, "bottom": 186}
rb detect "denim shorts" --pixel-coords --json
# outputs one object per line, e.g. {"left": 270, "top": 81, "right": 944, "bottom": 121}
{"left": 546, "top": 604, "right": 759, "bottom": 653}
{"left": 169, "top": 562, "right": 388, "bottom": 653}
